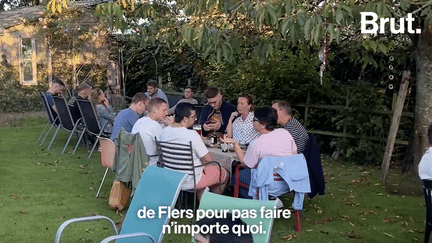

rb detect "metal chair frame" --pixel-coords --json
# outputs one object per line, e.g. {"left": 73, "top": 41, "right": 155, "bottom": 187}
{"left": 54, "top": 215, "right": 156, "bottom": 243}
{"left": 155, "top": 138, "right": 222, "bottom": 212}
{"left": 233, "top": 157, "right": 305, "bottom": 233}
{"left": 54, "top": 166, "right": 186, "bottom": 243}
{"left": 38, "top": 92, "right": 60, "bottom": 147}
{"left": 74, "top": 99, "right": 112, "bottom": 159}
{"left": 51, "top": 96, "right": 85, "bottom": 153}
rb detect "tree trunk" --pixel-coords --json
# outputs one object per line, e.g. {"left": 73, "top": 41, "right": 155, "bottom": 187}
{"left": 413, "top": 25, "right": 432, "bottom": 172}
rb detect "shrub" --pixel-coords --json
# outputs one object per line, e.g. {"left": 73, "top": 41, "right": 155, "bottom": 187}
{"left": 0, "top": 64, "right": 45, "bottom": 113}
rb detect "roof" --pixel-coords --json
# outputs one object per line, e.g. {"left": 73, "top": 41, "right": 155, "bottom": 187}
{"left": 0, "top": 0, "right": 109, "bottom": 32}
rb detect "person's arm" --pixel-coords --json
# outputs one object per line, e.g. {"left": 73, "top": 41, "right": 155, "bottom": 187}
{"left": 168, "top": 104, "right": 177, "bottom": 115}
{"left": 219, "top": 102, "right": 237, "bottom": 133}
{"left": 159, "top": 90, "right": 169, "bottom": 107}
{"left": 201, "top": 152, "right": 212, "bottom": 165}
{"left": 204, "top": 119, "right": 222, "bottom": 132}
{"left": 199, "top": 105, "right": 212, "bottom": 136}
{"left": 194, "top": 132, "right": 212, "bottom": 164}
{"left": 97, "top": 105, "right": 115, "bottom": 123}
{"left": 220, "top": 136, "right": 245, "bottom": 163}
{"left": 232, "top": 142, "right": 245, "bottom": 163}
{"left": 225, "top": 111, "right": 239, "bottom": 138}
{"left": 46, "top": 94, "right": 58, "bottom": 113}
{"left": 163, "top": 115, "right": 175, "bottom": 126}
{"left": 198, "top": 105, "right": 208, "bottom": 125}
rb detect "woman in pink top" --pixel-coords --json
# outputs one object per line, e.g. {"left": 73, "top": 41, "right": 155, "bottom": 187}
{"left": 222, "top": 106, "right": 297, "bottom": 198}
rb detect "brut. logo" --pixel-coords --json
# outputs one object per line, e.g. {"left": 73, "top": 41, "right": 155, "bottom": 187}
{"left": 361, "top": 12, "right": 421, "bottom": 34}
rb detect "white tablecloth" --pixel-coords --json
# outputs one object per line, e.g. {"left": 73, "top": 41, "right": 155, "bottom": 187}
{"left": 208, "top": 147, "right": 238, "bottom": 174}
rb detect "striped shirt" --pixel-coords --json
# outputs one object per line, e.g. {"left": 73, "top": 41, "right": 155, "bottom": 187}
{"left": 282, "top": 117, "right": 308, "bottom": 154}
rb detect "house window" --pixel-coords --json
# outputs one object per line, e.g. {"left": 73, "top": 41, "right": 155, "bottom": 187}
{"left": 19, "top": 37, "right": 37, "bottom": 85}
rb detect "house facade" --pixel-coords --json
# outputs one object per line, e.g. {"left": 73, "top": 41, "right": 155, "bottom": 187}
{"left": 0, "top": 1, "right": 121, "bottom": 90}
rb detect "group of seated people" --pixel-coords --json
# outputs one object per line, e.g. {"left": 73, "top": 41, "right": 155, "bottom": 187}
{"left": 124, "top": 86, "right": 308, "bottom": 202}
{"left": 44, "top": 78, "right": 169, "bottom": 135}
{"left": 44, "top": 78, "right": 115, "bottom": 133}
{"left": 44, "top": 78, "right": 310, "bottom": 203}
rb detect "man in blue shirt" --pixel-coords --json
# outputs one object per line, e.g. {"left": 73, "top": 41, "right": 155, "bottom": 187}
{"left": 144, "top": 80, "right": 169, "bottom": 107}
{"left": 45, "top": 78, "right": 65, "bottom": 114}
{"left": 110, "top": 92, "right": 148, "bottom": 141}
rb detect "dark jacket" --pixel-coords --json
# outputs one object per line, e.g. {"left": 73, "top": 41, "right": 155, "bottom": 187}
{"left": 304, "top": 134, "right": 326, "bottom": 198}
{"left": 198, "top": 101, "right": 236, "bottom": 136}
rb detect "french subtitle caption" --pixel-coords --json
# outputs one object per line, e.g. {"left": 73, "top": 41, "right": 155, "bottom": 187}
{"left": 137, "top": 206, "right": 291, "bottom": 236}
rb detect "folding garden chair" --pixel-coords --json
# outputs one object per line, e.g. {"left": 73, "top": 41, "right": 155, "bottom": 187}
{"left": 155, "top": 138, "right": 222, "bottom": 211}
{"left": 422, "top": 179, "right": 432, "bottom": 243}
{"left": 199, "top": 190, "right": 277, "bottom": 243}
{"left": 113, "top": 129, "right": 149, "bottom": 196}
{"left": 54, "top": 166, "right": 187, "bottom": 243}
{"left": 96, "top": 137, "right": 116, "bottom": 198}
{"left": 234, "top": 154, "right": 311, "bottom": 233}
{"left": 74, "top": 99, "right": 112, "bottom": 158}
{"left": 38, "top": 92, "right": 60, "bottom": 147}
{"left": 49, "top": 96, "right": 85, "bottom": 152}
{"left": 37, "top": 92, "right": 52, "bottom": 144}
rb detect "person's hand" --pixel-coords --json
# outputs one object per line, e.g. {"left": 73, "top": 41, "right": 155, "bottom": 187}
{"left": 229, "top": 111, "right": 239, "bottom": 121}
{"left": 103, "top": 99, "right": 110, "bottom": 107}
{"left": 207, "top": 119, "right": 221, "bottom": 131}
{"left": 220, "top": 134, "right": 237, "bottom": 145}
{"left": 164, "top": 115, "right": 174, "bottom": 126}
{"left": 203, "top": 122, "right": 211, "bottom": 131}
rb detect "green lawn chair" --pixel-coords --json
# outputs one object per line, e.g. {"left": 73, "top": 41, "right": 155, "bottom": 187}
{"left": 198, "top": 190, "right": 277, "bottom": 243}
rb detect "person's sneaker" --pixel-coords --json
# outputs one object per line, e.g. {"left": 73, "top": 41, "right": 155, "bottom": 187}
{"left": 275, "top": 197, "right": 284, "bottom": 209}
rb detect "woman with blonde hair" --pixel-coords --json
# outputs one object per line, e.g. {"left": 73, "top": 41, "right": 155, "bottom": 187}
{"left": 90, "top": 88, "right": 115, "bottom": 133}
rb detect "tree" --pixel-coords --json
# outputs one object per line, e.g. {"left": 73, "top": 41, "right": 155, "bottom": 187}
{"left": 48, "top": 0, "right": 432, "bottom": 177}
{"left": 0, "top": 0, "right": 40, "bottom": 12}
{"left": 179, "top": 0, "right": 432, "bottom": 178}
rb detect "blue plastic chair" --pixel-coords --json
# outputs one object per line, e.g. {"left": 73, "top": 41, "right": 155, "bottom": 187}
{"left": 199, "top": 190, "right": 277, "bottom": 243}
{"left": 54, "top": 166, "right": 187, "bottom": 243}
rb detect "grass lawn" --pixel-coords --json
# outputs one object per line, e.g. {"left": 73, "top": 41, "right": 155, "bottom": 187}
{"left": 0, "top": 117, "right": 427, "bottom": 242}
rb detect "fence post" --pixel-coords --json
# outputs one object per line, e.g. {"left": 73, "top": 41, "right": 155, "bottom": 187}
{"left": 158, "top": 76, "right": 162, "bottom": 89}
{"left": 304, "top": 90, "right": 310, "bottom": 127}
{"left": 380, "top": 71, "right": 410, "bottom": 181}
{"left": 343, "top": 90, "right": 349, "bottom": 140}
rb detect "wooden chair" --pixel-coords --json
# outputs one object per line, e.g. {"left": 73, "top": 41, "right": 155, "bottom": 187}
{"left": 96, "top": 137, "right": 116, "bottom": 198}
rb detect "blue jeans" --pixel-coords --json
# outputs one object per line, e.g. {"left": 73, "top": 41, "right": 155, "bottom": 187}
{"left": 231, "top": 169, "right": 252, "bottom": 199}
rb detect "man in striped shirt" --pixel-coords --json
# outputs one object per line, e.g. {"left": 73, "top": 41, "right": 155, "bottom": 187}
{"left": 272, "top": 100, "right": 309, "bottom": 154}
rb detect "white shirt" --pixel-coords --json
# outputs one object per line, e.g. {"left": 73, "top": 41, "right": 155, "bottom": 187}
{"left": 419, "top": 147, "right": 432, "bottom": 180}
{"left": 158, "top": 126, "right": 209, "bottom": 190}
{"left": 131, "top": 117, "right": 163, "bottom": 166}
